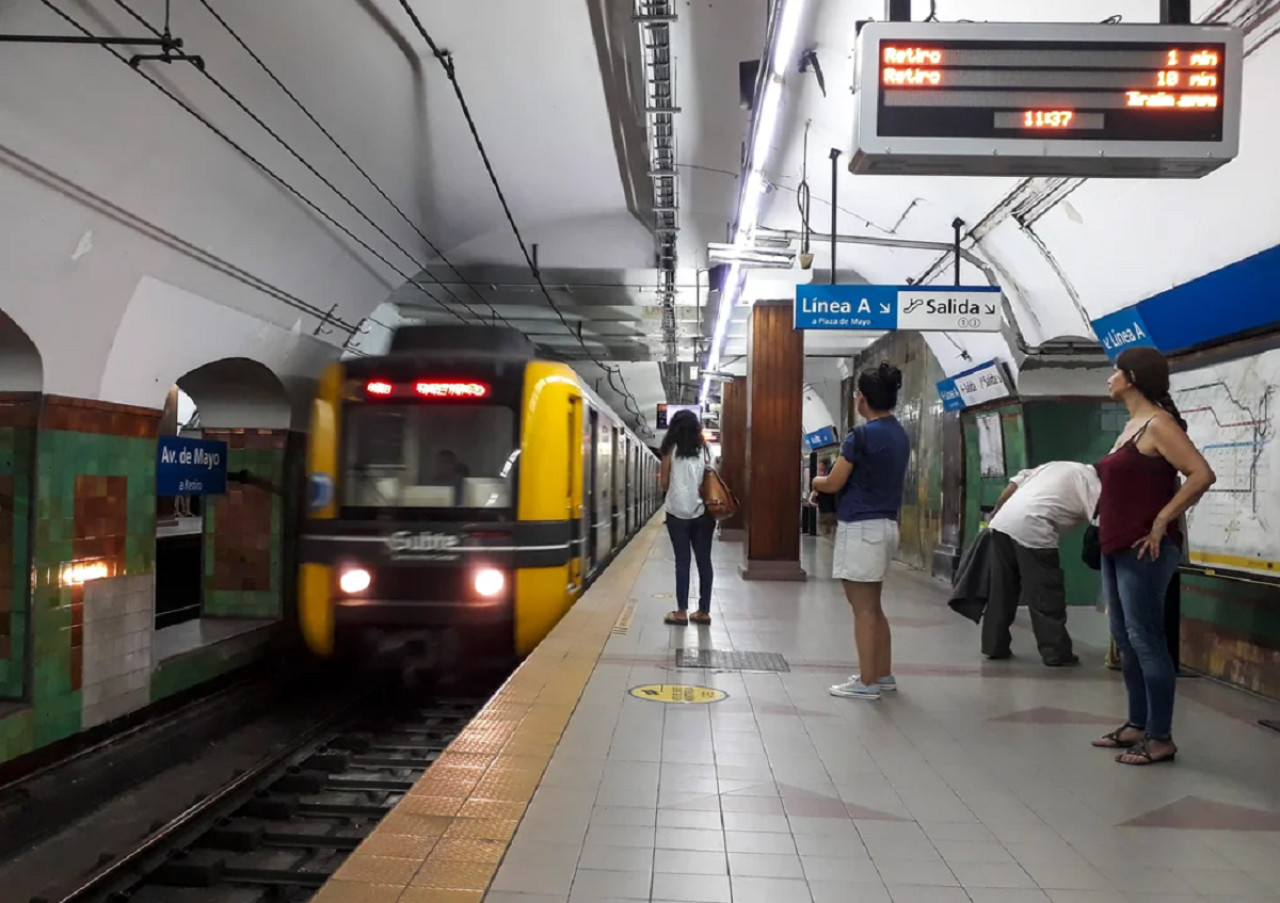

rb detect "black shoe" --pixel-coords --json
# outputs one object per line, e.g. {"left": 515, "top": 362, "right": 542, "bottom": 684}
{"left": 1044, "top": 654, "right": 1080, "bottom": 667}
{"left": 983, "top": 651, "right": 1012, "bottom": 661}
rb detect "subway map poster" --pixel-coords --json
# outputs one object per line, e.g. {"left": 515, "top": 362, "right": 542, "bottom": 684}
{"left": 1171, "top": 347, "right": 1280, "bottom": 580}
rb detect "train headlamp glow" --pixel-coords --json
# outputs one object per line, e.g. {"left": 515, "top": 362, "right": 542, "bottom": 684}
{"left": 474, "top": 568, "right": 505, "bottom": 598}
{"left": 339, "top": 567, "right": 372, "bottom": 594}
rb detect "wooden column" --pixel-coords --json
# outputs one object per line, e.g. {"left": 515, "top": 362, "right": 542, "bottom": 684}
{"left": 717, "top": 378, "right": 747, "bottom": 541}
{"left": 741, "top": 300, "right": 806, "bottom": 581}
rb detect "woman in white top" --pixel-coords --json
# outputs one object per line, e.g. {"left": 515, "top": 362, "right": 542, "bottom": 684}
{"left": 659, "top": 410, "right": 714, "bottom": 625}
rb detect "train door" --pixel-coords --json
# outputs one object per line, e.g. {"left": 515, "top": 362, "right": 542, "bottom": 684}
{"left": 610, "top": 427, "right": 622, "bottom": 549}
{"left": 595, "top": 415, "right": 613, "bottom": 561}
{"left": 587, "top": 406, "right": 599, "bottom": 571}
{"left": 568, "top": 396, "right": 585, "bottom": 594}
{"left": 624, "top": 438, "right": 633, "bottom": 535}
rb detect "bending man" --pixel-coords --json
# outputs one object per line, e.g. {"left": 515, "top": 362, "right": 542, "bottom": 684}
{"left": 984, "top": 461, "right": 1100, "bottom": 666}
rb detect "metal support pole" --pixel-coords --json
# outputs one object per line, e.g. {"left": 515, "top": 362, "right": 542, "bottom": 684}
{"left": 886, "top": 0, "right": 911, "bottom": 22}
{"left": 1160, "top": 0, "right": 1191, "bottom": 24}
{"left": 951, "top": 218, "right": 965, "bottom": 286}
{"left": 829, "top": 148, "right": 841, "bottom": 285}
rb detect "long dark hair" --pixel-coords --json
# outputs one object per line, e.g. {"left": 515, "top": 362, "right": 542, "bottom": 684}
{"left": 857, "top": 361, "right": 904, "bottom": 412}
{"left": 1115, "top": 347, "right": 1186, "bottom": 430}
{"left": 660, "top": 409, "right": 704, "bottom": 458}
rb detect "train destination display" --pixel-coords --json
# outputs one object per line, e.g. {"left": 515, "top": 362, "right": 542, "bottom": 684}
{"left": 852, "top": 22, "right": 1242, "bottom": 178}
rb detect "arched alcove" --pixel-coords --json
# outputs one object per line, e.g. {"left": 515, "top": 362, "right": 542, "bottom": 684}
{"left": 0, "top": 308, "right": 41, "bottom": 700}
{"left": 176, "top": 357, "right": 292, "bottom": 431}
{"left": 0, "top": 308, "right": 42, "bottom": 393}
{"left": 154, "top": 358, "right": 293, "bottom": 636}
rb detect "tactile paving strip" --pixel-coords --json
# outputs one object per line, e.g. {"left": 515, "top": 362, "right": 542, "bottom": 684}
{"left": 674, "top": 648, "right": 790, "bottom": 672}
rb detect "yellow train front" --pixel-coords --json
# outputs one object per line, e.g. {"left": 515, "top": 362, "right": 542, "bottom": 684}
{"left": 298, "top": 325, "right": 659, "bottom": 672}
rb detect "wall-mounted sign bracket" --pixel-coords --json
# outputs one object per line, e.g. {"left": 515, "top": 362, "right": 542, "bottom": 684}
{"left": 0, "top": 31, "right": 203, "bottom": 69}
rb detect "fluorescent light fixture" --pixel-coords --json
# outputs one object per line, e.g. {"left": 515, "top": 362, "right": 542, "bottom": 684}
{"left": 771, "top": 0, "right": 806, "bottom": 77}
{"left": 750, "top": 78, "right": 783, "bottom": 171}
{"left": 699, "top": 0, "right": 807, "bottom": 405}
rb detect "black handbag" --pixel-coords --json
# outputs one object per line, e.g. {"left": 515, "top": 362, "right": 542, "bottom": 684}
{"left": 1081, "top": 503, "right": 1101, "bottom": 571}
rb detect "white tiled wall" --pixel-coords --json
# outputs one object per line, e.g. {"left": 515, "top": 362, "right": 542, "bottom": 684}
{"left": 82, "top": 573, "right": 155, "bottom": 729}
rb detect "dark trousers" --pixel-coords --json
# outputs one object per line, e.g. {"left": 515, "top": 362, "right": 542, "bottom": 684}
{"left": 983, "top": 529, "right": 1074, "bottom": 662}
{"left": 667, "top": 513, "right": 714, "bottom": 613}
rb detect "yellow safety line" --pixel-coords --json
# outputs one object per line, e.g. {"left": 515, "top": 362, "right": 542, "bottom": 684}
{"left": 1190, "top": 551, "right": 1280, "bottom": 574}
{"left": 312, "top": 519, "right": 662, "bottom": 903}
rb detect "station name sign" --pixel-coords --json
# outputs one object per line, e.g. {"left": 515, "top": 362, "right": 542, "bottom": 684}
{"left": 794, "top": 284, "right": 1002, "bottom": 333}
{"left": 852, "top": 21, "right": 1242, "bottom": 178}
{"left": 156, "top": 436, "right": 228, "bottom": 496}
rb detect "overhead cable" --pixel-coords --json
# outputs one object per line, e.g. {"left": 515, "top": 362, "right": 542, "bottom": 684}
{"left": 184, "top": 0, "right": 510, "bottom": 328}
{"left": 392, "top": 0, "right": 649, "bottom": 432}
{"left": 99, "top": 0, "right": 477, "bottom": 327}
{"left": 39, "top": 0, "right": 470, "bottom": 337}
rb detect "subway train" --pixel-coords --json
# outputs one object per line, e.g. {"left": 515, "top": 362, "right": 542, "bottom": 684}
{"left": 298, "top": 325, "right": 660, "bottom": 672}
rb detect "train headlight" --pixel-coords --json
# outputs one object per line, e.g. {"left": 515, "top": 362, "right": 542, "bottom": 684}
{"left": 474, "top": 568, "right": 505, "bottom": 598}
{"left": 339, "top": 567, "right": 372, "bottom": 594}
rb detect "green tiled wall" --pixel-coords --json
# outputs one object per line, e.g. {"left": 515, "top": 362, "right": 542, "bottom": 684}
{"left": 0, "top": 425, "right": 34, "bottom": 699}
{"left": 1023, "top": 400, "right": 1127, "bottom": 608}
{"left": 28, "top": 430, "right": 155, "bottom": 752}
{"left": 201, "top": 444, "right": 286, "bottom": 619}
{"left": 0, "top": 413, "right": 291, "bottom": 767}
{"left": 962, "top": 403, "right": 1028, "bottom": 548}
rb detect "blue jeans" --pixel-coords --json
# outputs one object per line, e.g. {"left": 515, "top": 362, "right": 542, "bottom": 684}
{"left": 1102, "top": 539, "right": 1181, "bottom": 739}
{"left": 667, "top": 513, "right": 714, "bottom": 613}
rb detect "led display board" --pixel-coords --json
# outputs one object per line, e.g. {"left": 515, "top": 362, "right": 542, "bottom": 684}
{"left": 656, "top": 403, "right": 703, "bottom": 430}
{"left": 851, "top": 21, "right": 1242, "bottom": 178}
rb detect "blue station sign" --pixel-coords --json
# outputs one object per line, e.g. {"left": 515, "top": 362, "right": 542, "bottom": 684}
{"left": 804, "top": 426, "right": 840, "bottom": 450}
{"left": 156, "top": 436, "right": 228, "bottom": 496}
{"left": 936, "top": 359, "right": 1015, "bottom": 411}
{"left": 794, "top": 284, "right": 1003, "bottom": 332}
{"left": 1092, "top": 306, "right": 1157, "bottom": 361}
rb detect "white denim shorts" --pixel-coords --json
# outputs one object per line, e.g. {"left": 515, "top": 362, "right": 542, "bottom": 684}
{"left": 832, "top": 518, "right": 900, "bottom": 583}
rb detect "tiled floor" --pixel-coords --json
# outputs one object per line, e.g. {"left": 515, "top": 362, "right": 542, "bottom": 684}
{"left": 484, "top": 535, "right": 1280, "bottom": 903}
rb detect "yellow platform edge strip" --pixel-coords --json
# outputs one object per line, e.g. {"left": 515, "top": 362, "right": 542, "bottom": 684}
{"left": 1189, "top": 551, "right": 1280, "bottom": 574}
{"left": 311, "top": 518, "right": 662, "bottom": 903}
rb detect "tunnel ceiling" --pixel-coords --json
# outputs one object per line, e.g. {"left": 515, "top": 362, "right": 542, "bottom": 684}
{"left": 3, "top": 1, "right": 1278, "bottom": 440}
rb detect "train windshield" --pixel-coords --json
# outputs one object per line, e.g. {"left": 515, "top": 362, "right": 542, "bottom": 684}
{"left": 341, "top": 404, "right": 518, "bottom": 511}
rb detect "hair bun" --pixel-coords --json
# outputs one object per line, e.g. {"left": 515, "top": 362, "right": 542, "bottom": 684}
{"left": 878, "top": 362, "right": 903, "bottom": 391}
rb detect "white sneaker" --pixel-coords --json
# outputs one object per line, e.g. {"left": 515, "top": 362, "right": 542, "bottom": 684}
{"left": 877, "top": 675, "right": 897, "bottom": 691}
{"left": 829, "top": 679, "right": 881, "bottom": 700}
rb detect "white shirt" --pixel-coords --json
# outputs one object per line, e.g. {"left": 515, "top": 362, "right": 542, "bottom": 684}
{"left": 664, "top": 453, "right": 706, "bottom": 520}
{"left": 988, "top": 461, "right": 1100, "bottom": 550}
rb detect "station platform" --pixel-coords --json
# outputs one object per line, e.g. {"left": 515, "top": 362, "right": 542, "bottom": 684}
{"left": 315, "top": 520, "right": 1280, "bottom": 903}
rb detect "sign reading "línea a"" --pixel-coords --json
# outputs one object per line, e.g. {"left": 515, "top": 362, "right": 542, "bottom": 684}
{"left": 794, "top": 285, "right": 1003, "bottom": 333}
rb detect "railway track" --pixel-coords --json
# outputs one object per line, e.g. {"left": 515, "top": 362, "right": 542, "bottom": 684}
{"left": 45, "top": 687, "right": 493, "bottom": 903}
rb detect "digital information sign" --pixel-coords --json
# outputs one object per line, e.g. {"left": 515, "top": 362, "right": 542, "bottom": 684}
{"left": 852, "top": 22, "right": 1242, "bottom": 178}
{"left": 656, "top": 403, "right": 703, "bottom": 430}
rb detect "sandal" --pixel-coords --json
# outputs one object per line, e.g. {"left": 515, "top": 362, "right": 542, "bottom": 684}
{"left": 664, "top": 610, "right": 689, "bottom": 626}
{"left": 1092, "top": 723, "right": 1143, "bottom": 748}
{"left": 1116, "top": 734, "right": 1177, "bottom": 766}
{"left": 690, "top": 612, "right": 711, "bottom": 625}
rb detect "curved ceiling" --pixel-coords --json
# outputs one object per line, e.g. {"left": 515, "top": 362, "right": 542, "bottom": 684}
{"left": 4, "top": 0, "right": 1276, "bottom": 440}
{"left": 728, "top": 0, "right": 1280, "bottom": 380}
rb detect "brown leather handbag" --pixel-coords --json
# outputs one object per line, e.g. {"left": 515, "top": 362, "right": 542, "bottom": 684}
{"left": 700, "top": 451, "right": 739, "bottom": 522}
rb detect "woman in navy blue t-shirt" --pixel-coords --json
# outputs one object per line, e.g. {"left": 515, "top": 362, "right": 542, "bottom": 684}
{"left": 811, "top": 363, "right": 910, "bottom": 700}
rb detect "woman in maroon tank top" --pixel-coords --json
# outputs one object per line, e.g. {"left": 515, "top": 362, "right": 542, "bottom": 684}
{"left": 1091, "top": 348, "right": 1215, "bottom": 766}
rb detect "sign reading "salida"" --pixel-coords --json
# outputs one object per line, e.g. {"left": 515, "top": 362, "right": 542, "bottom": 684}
{"left": 794, "top": 285, "right": 1003, "bottom": 333}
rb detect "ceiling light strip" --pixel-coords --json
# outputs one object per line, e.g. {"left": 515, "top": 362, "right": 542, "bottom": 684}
{"left": 700, "top": 0, "right": 805, "bottom": 403}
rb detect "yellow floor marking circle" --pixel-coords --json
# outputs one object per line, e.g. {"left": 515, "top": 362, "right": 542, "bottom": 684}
{"left": 629, "top": 684, "right": 728, "bottom": 704}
